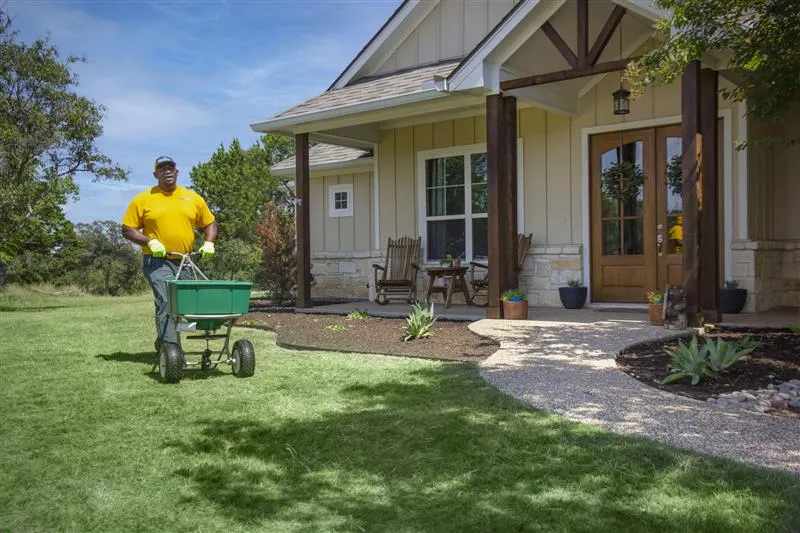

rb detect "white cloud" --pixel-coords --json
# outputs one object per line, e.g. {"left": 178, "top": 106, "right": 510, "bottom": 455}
{"left": 100, "top": 90, "right": 214, "bottom": 141}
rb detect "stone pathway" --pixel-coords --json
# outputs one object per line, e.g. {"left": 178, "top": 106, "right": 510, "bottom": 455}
{"left": 470, "top": 311, "right": 800, "bottom": 475}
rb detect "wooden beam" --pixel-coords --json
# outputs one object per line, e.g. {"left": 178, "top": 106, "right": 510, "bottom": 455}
{"left": 577, "top": 0, "right": 588, "bottom": 67}
{"left": 500, "top": 57, "right": 640, "bottom": 90}
{"left": 700, "top": 68, "right": 721, "bottom": 323}
{"left": 681, "top": 61, "right": 702, "bottom": 326}
{"left": 486, "top": 94, "right": 504, "bottom": 319}
{"left": 588, "top": 5, "right": 626, "bottom": 66}
{"left": 541, "top": 22, "right": 577, "bottom": 68}
{"left": 502, "top": 96, "right": 518, "bottom": 290}
{"left": 295, "top": 133, "right": 313, "bottom": 308}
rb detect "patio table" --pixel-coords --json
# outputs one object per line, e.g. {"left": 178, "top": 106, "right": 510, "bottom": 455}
{"left": 425, "top": 266, "right": 471, "bottom": 309}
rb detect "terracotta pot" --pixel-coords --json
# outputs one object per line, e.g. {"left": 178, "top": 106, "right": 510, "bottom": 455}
{"left": 648, "top": 303, "right": 664, "bottom": 325}
{"left": 502, "top": 299, "right": 529, "bottom": 320}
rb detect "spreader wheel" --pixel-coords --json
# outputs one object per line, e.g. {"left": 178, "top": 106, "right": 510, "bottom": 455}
{"left": 231, "top": 339, "right": 255, "bottom": 378}
{"left": 158, "top": 343, "right": 184, "bottom": 384}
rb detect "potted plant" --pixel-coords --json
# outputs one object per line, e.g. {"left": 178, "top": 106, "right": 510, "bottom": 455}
{"left": 646, "top": 290, "right": 665, "bottom": 326}
{"left": 440, "top": 253, "right": 453, "bottom": 267}
{"left": 452, "top": 254, "right": 462, "bottom": 268}
{"left": 720, "top": 280, "right": 747, "bottom": 314}
{"left": 501, "top": 288, "right": 528, "bottom": 320}
{"left": 558, "top": 279, "right": 587, "bottom": 309}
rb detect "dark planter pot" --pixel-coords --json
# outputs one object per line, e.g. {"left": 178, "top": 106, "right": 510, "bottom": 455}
{"left": 719, "top": 288, "right": 747, "bottom": 314}
{"left": 559, "top": 287, "right": 587, "bottom": 309}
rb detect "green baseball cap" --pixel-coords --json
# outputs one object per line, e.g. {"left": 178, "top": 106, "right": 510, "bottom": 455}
{"left": 154, "top": 156, "right": 176, "bottom": 170}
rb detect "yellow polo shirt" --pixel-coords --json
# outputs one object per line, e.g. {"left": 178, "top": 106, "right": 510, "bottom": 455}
{"left": 121, "top": 185, "right": 215, "bottom": 255}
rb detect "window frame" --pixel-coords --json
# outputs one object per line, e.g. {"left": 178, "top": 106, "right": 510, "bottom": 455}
{"left": 416, "top": 141, "right": 524, "bottom": 265}
{"left": 328, "top": 183, "right": 353, "bottom": 218}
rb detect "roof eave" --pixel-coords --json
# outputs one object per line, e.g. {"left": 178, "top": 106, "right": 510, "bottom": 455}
{"left": 249, "top": 88, "right": 444, "bottom": 133}
{"left": 272, "top": 157, "right": 376, "bottom": 177}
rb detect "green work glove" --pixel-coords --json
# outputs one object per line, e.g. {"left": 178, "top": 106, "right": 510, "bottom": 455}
{"left": 146, "top": 239, "right": 166, "bottom": 258}
{"left": 199, "top": 241, "right": 215, "bottom": 259}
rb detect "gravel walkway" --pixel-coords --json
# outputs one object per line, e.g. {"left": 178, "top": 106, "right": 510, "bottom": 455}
{"left": 470, "top": 311, "right": 800, "bottom": 475}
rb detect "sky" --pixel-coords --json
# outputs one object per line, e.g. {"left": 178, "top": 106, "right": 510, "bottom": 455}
{"left": 6, "top": 0, "right": 401, "bottom": 223}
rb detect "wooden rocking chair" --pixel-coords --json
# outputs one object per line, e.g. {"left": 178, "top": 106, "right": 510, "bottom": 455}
{"left": 469, "top": 233, "right": 532, "bottom": 306}
{"left": 372, "top": 236, "right": 421, "bottom": 305}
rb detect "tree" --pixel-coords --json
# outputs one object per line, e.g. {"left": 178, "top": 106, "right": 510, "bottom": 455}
{"left": 0, "top": 11, "right": 127, "bottom": 287}
{"left": 73, "top": 221, "right": 146, "bottom": 296}
{"left": 189, "top": 134, "right": 294, "bottom": 282}
{"left": 626, "top": 0, "right": 800, "bottom": 132}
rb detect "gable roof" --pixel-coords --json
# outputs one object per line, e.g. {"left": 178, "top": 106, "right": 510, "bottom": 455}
{"left": 271, "top": 143, "right": 373, "bottom": 177}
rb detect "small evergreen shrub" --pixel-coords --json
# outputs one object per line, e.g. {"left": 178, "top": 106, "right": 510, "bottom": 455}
{"left": 403, "top": 302, "right": 436, "bottom": 342}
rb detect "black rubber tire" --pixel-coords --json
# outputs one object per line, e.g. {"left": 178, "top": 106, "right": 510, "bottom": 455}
{"left": 158, "top": 343, "right": 183, "bottom": 384}
{"left": 231, "top": 339, "right": 255, "bottom": 378}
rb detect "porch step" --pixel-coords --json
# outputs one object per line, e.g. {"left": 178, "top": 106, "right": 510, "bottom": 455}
{"left": 587, "top": 303, "right": 647, "bottom": 314}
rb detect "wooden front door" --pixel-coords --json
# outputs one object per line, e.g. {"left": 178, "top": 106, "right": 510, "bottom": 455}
{"left": 590, "top": 125, "right": 685, "bottom": 302}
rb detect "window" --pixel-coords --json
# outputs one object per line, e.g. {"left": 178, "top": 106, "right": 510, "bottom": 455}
{"left": 420, "top": 148, "right": 488, "bottom": 263}
{"left": 328, "top": 184, "right": 353, "bottom": 217}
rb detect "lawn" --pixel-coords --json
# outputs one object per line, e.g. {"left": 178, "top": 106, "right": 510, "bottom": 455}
{"left": 1, "top": 287, "right": 799, "bottom": 533}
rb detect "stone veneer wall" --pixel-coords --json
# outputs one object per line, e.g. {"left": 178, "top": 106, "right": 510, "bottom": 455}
{"left": 520, "top": 245, "right": 583, "bottom": 306}
{"left": 730, "top": 240, "right": 800, "bottom": 312}
{"left": 310, "top": 245, "right": 585, "bottom": 307}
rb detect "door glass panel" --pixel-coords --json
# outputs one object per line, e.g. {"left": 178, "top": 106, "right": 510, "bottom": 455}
{"left": 602, "top": 220, "right": 621, "bottom": 255}
{"left": 665, "top": 137, "right": 683, "bottom": 214}
{"left": 667, "top": 215, "right": 683, "bottom": 254}
{"left": 600, "top": 139, "right": 644, "bottom": 256}
{"left": 623, "top": 218, "right": 644, "bottom": 255}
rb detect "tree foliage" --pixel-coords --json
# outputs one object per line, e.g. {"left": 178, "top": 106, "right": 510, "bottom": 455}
{"left": 0, "top": 10, "right": 127, "bottom": 280}
{"left": 255, "top": 202, "right": 296, "bottom": 305}
{"left": 72, "top": 221, "right": 146, "bottom": 296}
{"left": 626, "top": 0, "right": 800, "bottom": 129}
{"left": 189, "top": 135, "right": 294, "bottom": 284}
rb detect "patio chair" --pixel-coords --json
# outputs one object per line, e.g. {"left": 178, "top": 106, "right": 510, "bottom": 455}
{"left": 372, "top": 236, "right": 421, "bottom": 305}
{"left": 469, "top": 233, "right": 532, "bottom": 305}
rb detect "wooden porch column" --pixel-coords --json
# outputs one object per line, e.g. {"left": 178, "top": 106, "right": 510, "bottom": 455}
{"left": 681, "top": 61, "right": 701, "bottom": 326}
{"left": 502, "top": 95, "right": 519, "bottom": 288}
{"left": 700, "top": 68, "right": 721, "bottom": 323}
{"left": 295, "top": 133, "right": 312, "bottom": 308}
{"left": 486, "top": 94, "right": 518, "bottom": 318}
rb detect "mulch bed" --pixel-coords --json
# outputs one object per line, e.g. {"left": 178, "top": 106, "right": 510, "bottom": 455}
{"left": 617, "top": 327, "right": 800, "bottom": 411}
{"left": 240, "top": 311, "right": 499, "bottom": 363}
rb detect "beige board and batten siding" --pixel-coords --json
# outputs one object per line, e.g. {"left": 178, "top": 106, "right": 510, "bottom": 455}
{"left": 308, "top": 171, "right": 373, "bottom": 253}
{"left": 375, "top": 0, "right": 520, "bottom": 75}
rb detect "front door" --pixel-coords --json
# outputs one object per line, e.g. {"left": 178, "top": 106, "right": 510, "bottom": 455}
{"left": 590, "top": 125, "right": 684, "bottom": 302}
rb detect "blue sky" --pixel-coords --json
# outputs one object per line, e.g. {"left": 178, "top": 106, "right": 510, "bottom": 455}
{"left": 6, "top": 0, "right": 400, "bottom": 223}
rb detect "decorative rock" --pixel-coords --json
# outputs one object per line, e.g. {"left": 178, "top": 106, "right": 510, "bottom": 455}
{"left": 708, "top": 379, "right": 800, "bottom": 415}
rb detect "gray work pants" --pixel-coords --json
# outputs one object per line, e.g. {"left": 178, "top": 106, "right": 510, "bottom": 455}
{"left": 142, "top": 255, "right": 190, "bottom": 351}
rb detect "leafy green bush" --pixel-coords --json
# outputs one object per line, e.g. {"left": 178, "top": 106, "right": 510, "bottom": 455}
{"left": 346, "top": 309, "right": 370, "bottom": 320}
{"left": 660, "top": 336, "right": 760, "bottom": 385}
{"left": 403, "top": 302, "right": 436, "bottom": 342}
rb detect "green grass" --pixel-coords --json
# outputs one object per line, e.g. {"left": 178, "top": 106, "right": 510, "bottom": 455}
{"left": 1, "top": 287, "right": 799, "bottom": 533}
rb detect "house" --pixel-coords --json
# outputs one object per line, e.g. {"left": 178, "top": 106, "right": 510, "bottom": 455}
{"left": 252, "top": 0, "right": 800, "bottom": 319}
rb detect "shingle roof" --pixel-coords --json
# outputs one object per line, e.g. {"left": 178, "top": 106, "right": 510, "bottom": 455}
{"left": 271, "top": 143, "right": 373, "bottom": 173}
{"left": 272, "top": 60, "right": 460, "bottom": 121}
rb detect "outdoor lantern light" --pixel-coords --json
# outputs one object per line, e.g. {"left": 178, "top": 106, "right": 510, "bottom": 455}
{"left": 613, "top": 87, "right": 631, "bottom": 115}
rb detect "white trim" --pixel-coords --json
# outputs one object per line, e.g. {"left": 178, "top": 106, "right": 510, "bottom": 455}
{"left": 250, "top": 89, "right": 444, "bottom": 132}
{"left": 447, "top": 0, "right": 566, "bottom": 91}
{"left": 721, "top": 107, "right": 733, "bottom": 281}
{"left": 415, "top": 140, "right": 524, "bottom": 266}
{"left": 328, "top": 184, "right": 354, "bottom": 218}
{"left": 581, "top": 112, "right": 735, "bottom": 302}
{"left": 610, "top": 0, "right": 667, "bottom": 22}
{"left": 373, "top": 142, "right": 380, "bottom": 251}
{"left": 737, "top": 100, "right": 748, "bottom": 240}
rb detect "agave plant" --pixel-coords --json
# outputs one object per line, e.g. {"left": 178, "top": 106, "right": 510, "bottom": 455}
{"left": 660, "top": 336, "right": 712, "bottom": 385}
{"left": 705, "top": 337, "right": 760, "bottom": 374}
{"left": 403, "top": 301, "right": 437, "bottom": 342}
